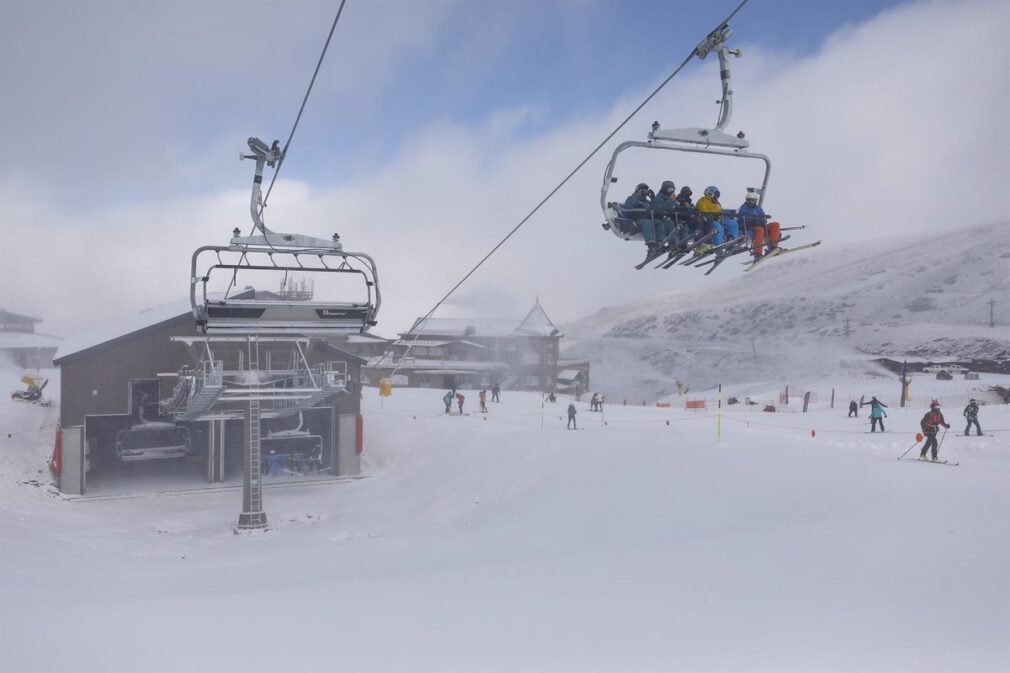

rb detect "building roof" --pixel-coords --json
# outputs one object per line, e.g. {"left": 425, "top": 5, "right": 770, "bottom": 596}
{"left": 0, "top": 309, "right": 42, "bottom": 327}
{"left": 515, "top": 302, "right": 562, "bottom": 337}
{"left": 342, "top": 333, "right": 392, "bottom": 344}
{"left": 0, "top": 331, "right": 62, "bottom": 349}
{"left": 404, "top": 301, "right": 562, "bottom": 339}
{"left": 55, "top": 291, "right": 377, "bottom": 365}
{"left": 54, "top": 296, "right": 194, "bottom": 363}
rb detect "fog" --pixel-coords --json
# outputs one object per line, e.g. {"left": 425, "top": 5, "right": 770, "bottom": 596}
{"left": 1, "top": 0, "right": 1007, "bottom": 338}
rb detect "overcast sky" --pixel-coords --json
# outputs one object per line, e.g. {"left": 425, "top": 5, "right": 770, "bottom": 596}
{"left": 1, "top": 0, "right": 1007, "bottom": 338}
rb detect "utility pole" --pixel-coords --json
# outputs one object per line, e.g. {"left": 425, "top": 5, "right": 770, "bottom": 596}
{"left": 844, "top": 317, "right": 851, "bottom": 339}
{"left": 989, "top": 298, "right": 996, "bottom": 328}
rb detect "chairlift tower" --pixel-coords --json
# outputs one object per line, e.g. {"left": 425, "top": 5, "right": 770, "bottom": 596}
{"left": 175, "top": 137, "right": 381, "bottom": 530}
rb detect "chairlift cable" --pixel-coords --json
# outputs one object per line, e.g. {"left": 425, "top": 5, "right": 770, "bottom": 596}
{"left": 379, "top": 0, "right": 750, "bottom": 375}
{"left": 254, "top": 0, "right": 348, "bottom": 230}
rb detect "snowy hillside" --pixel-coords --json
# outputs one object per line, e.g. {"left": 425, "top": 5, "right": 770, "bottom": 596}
{"left": 1, "top": 373, "right": 1008, "bottom": 672}
{"left": 564, "top": 222, "right": 1010, "bottom": 400}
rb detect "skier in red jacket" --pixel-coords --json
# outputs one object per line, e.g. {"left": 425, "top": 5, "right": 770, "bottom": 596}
{"left": 919, "top": 400, "right": 951, "bottom": 461}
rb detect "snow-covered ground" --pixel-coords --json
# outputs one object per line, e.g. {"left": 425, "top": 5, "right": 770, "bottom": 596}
{"left": 1, "top": 365, "right": 1007, "bottom": 672}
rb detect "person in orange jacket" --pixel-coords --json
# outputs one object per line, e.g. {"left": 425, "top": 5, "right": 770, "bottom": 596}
{"left": 456, "top": 392, "right": 465, "bottom": 415}
{"left": 919, "top": 400, "right": 951, "bottom": 461}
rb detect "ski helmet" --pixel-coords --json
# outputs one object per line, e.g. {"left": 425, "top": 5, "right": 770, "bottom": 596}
{"left": 745, "top": 190, "right": 759, "bottom": 203}
{"left": 679, "top": 186, "right": 693, "bottom": 196}
{"left": 661, "top": 180, "right": 676, "bottom": 194}
{"left": 704, "top": 185, "right": 720, "bottom": 199}
{"left": 930, "top": 399, "right": 940, "bottom": 408}
{"left": 636, "top": 182, "right": 650, "bottom": 192}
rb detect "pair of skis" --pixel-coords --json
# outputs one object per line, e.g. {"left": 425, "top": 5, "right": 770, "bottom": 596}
{"left": 633, "top": 230, "right": 717, "bottom": 270}
{"left": 741, "top": 240, "right": 822, "bottom": 271}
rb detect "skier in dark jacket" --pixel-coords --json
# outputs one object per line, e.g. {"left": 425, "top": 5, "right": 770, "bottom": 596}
{"left": 623, "top": 183, "right": 658, "bottom": 252}
{"left": 567, "top": 402, "right": 577, "bottom": 429}
{"left": 676, "top": 186, "right": 694, "bottom": 208}
{"left": 491, "top": 383, "right": 501, "bottom": 403}
{"left": 848, "top": 400, "right": 858, "bottom": 418}
{"left": 651, "top": 180, "right": 690, "bottom": 245}
{"left": 963, "top": 400, "right": 983, "bottom": 436}
{"left": 919, "top": 400, "right": 950, "bottom": 461}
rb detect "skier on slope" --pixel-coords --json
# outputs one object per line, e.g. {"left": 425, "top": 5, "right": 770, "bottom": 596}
{"left": 848, "top": 400, "right": 858, "bottom": 418}
{"left": 869, "top": 401, "right": 887, "bottom": 432}
{"left": 623, "top": 183, "right": 659, "bottom": 254}
{"left": 919, "top": 400, "right": 951, "bottom": 461}
{"left": 589, "top": 392, "right": 600, "bottom": 412}
{"left": 567, "top": 402, "right": 578, "bottom": 429}
{"left": 479, "top": 389, "right": 488, "bottom": 413}
{"left": 492, "top": 382, "right": 501, "bottom": 403}
{"left": 456, "top": 392, "right": 466, "bottom": 415}
{"left": 861, "top": 396, "right": 887, "bottom": 417}
{"left": 443, "top": 390, "right": 453, "bottom": 414}
{"left": 963, "top": 399, "right": 983, "bottom": 436}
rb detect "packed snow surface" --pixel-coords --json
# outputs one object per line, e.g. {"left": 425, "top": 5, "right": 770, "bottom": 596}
{"left": 1, "top": 368, "right": 1008, "bottom": 672}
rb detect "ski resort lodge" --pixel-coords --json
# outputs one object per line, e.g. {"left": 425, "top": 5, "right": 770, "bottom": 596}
{"left": 0, "top": 308, "right": 62, "bottom": 369}
{"left": 51, "top": 297, "right": 367, "bottom": 496}
{"left": 364, "top": 301, "right": 591, "bottom": 394}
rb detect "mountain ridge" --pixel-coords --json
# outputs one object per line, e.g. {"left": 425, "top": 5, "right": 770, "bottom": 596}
{"left": 562, "top": 222, "right": 1010, "bottom": 399}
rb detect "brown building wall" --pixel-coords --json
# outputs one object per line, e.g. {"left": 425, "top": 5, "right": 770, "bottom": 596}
{"left": 57, "top": 314, "right": 201, "bottom": 427}
{"left": 57, "top": 314, "right": 362, "bottom": 427}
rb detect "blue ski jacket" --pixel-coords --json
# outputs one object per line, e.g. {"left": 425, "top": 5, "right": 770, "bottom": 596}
{"left": 737, "top": 202, "right": 767, "bottom": 229}
{"left": 870, "top": 405, "right": 886, "bottom": 419}
{"left": 652, "top": 191, "right": 679, "bottom": 216}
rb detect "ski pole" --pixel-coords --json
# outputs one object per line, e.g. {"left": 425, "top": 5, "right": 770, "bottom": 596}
{"left": 936, "top": 426, "right": 949, "bottom": 452}
{"left": 897, "top": 433, "right": 924, "bottom": 460}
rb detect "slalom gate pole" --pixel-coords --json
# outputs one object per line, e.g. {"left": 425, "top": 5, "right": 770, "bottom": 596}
{"left": 717, "top": 383, "right": 722, "bottom": 443}
{"left": 540, "top": 399, "right": 544, "bottom": 432}
{"left": 898, "top": 433, "right": 924, "bottom": 460}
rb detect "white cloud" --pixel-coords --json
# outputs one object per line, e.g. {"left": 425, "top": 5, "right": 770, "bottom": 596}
{"left": 2, "top": 0, "right": 1007, "bottom": 340}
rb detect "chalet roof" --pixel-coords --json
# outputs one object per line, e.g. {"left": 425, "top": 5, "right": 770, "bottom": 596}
{"left": 515, "top": 302, "right": 562, "bottom": 337}
{"left": 405, "top": 302, "right": 562, "bottom": 339}
{"left": 0, "top": 309, "right": 42, "bottom": 326}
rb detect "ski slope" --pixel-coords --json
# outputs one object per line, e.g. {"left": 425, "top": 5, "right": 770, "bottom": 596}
{"left": 565, "top": 222, "right": 1010, "bottom": 400}
{"left": 1, "top": 367, "right": 1008, "bottom": 672}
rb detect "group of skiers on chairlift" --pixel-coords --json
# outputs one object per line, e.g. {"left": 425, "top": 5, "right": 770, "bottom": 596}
{"left": 849, "top": 396, "right": 985, "bottom": 462}
{"left": 622, "top": 181, "right": 778, "bottom": 260}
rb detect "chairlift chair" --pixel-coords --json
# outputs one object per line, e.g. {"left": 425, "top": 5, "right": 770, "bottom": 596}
{"left": 600, "top": 23, "right": 771, "bottom": 241}
{"left": 190, "top": 137, "right": 381, "bottom": 335}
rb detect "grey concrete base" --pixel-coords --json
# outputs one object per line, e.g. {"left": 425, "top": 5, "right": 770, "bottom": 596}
{"left": 59, "top": 426, "right": 85, "bottom": 495}
{"left": 336, "top": 413, "right": 361, "bottom": 476}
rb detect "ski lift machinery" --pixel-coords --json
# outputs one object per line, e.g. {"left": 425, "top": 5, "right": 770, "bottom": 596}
{"left": 191, "top": 137, "right": 380, "bottom": 335}
{"left": 601, "top": 22, "right": 769, "bottom": 241}
{"left": 181, "top": 137, "right": 380, "bottom": 530}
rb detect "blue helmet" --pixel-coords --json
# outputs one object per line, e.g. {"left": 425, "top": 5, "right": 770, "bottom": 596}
{"left": 704, "top": 185, "right": 720, "bottom": 199}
